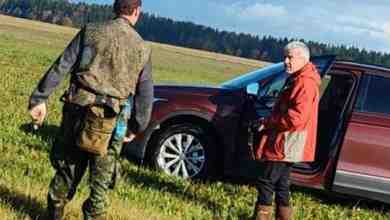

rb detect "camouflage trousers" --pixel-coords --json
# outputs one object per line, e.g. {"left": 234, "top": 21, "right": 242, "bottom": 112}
{"left": 48, "top": 103, "right": 121, "bottom": 219}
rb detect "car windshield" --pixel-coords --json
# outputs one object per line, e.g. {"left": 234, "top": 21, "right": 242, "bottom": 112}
{"left": 221, "top": 62, "right": 285, "bottom": 90}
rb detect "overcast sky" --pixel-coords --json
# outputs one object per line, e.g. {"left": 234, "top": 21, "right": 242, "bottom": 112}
{"left": 76, "top": 0, "right": 390, "bottom": 53}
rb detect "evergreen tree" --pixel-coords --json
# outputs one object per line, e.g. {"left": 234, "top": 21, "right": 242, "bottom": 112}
{"left": 0, "top": 0, "right": 389, "bottom": 67}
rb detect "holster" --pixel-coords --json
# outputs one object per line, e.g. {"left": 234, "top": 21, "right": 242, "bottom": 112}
{"left": 77, "top": 105, "right": 117, "bottom": 156}
{"left": 61, "top": 82, "right": 130, "bottom": 156}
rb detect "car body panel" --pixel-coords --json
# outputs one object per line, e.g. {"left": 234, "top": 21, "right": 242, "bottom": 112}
{"left": 333, "top": 112, "right": 390, "bottom": 203}
{"left": 336, "top": 112, "right": 390, "bottom": 178}
{"left": 124, "top": 85, "right": 246, "bottom": 164}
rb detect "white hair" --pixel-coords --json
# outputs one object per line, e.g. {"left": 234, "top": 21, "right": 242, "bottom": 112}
{"left": 284, "top": 41, "right": 310, "bottom": 62}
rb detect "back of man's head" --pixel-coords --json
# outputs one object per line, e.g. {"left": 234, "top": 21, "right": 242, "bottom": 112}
{"left": 114, "top": 0, "right": 142, "bottom": 16}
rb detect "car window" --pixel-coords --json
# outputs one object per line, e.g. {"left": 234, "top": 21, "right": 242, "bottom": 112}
{"left": 311, "top": 55, "right": 336, "bottom": 77}
{"left": 258, "top": 73, "right": 288, "bottom": 98}
{"left": 221, "top": 63, "right": 285, "bottom": 90}
{"left": 356, "top": 75, "right": 390, "bottom": 115}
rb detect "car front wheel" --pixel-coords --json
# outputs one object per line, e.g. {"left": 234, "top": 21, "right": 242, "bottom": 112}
{"left": 151, "top": 124, "right": 216, "bottom": 179}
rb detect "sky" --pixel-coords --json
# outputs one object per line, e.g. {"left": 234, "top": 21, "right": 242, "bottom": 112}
{"left": 75, "top": 0, "right": 390, "bottom": 53}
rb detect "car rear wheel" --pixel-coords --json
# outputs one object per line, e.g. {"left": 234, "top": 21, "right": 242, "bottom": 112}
{"left": 151, "top": 123, "right": 216, "bottom": 179}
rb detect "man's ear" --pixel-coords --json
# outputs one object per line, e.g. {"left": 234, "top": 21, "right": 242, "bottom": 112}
{"left": 133, "top": 6, "right": 141, "bottom": 18}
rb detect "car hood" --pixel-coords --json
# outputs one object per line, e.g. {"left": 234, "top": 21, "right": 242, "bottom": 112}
{"left": 154, "top": 84, "right": 231, "bottom": 98}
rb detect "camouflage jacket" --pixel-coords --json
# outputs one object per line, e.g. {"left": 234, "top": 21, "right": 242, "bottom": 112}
{"left": 29, "top": 18, "right": 153, "bottom": 134}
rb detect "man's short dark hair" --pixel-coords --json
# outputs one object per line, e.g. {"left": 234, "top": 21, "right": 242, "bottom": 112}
{"left": 113, "top": 0, "right": 142, "bottom": 16}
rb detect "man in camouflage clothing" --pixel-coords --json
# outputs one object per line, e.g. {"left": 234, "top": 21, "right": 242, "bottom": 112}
{"left": 28, "top": 0, "right": 153, "bottom": 219}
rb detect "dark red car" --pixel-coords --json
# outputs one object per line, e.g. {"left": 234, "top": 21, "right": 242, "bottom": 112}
{"left": 124, "top": 56, "right": 390, "bottom": 204}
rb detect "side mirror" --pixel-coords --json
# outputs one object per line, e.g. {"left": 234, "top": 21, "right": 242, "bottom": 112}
{"left": 246, "top": 83, "right": 259, "bottom": 96}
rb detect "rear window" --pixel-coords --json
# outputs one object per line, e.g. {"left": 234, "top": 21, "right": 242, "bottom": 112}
{"left": 356, "top": 75, "right": 390, "bottom": 115}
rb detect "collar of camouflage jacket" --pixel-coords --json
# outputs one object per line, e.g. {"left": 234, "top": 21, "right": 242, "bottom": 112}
{"left": 116, "top": 16, "right": 135, "bottom": 28}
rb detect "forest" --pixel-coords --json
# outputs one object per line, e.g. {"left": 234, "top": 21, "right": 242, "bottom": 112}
{"left": 1, "top": 0, "right": 389, "bottom": 66}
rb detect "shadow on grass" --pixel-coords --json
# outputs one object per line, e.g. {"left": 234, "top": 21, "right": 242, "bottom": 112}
{"left": 221, "top": 162, "right": 390, "bottom": 216}
{"left": 225, "top": 178, "right": 390, "bottom": 217}
{"left": 0, "top": 184, "right": 46, "bottom": 219}
{"left": 124, "top": 163, "right": 390, "bottom": 219}
{"left": 123, "top": 166, "right": 227, "bottom": 218}
{"left": 20, "top": 123, "right": 59, "bottom": 152}
{"left": 291, "top": 185, "right": 390, "bottom": 214}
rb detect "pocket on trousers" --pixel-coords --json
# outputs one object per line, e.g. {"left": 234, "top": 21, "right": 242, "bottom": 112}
{"left": 77, "top": 106, "right": 117, "bottom": 156}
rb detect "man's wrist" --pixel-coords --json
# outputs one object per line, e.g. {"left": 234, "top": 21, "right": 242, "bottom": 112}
{"left": 28, "top": 99, "right": 47, "bottom": 110}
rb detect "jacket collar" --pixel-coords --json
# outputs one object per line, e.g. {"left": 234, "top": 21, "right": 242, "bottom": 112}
{"left": 116, "top": 16, "right": 135, "bottom": 28}
{"left": 288, "top": 62, "right": 321, "bottom": 86}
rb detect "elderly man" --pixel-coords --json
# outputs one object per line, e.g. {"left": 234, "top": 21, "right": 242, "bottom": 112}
{"left": 28, "top": 0, "right": 153, "bottom": 219}
{"left": 253, "top": 41, "right": 321, "bottom": 220}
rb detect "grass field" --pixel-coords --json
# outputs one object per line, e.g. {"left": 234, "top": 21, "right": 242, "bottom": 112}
{"left": 0, "top": 14, "right": 389, "bottom": 220}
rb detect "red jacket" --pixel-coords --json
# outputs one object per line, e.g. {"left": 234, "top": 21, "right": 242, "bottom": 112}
{"left": 256, "top": 62, "right": 321, "bottom": 162}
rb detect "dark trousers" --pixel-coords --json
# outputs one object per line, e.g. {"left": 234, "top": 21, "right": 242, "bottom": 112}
{"left": 256, "top": 161, "right": 292, "bottom": 206}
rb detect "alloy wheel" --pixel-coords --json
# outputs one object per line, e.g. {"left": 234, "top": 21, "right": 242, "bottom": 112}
{"left": 156, "top": 133, "right": 206, "bottom": 179}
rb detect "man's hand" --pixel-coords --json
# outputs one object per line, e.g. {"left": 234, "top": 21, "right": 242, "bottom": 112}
{"left": 123, "top": 132, "right": 136, "bottom": 143}
{"left": 257, "top": 117, "right": 266, "bottom": 132}
{"left": 29, "top": 103, "right": 47, "bottom": 126}
{"left": 258, "top": 124, "right": 266, "bottom": 132}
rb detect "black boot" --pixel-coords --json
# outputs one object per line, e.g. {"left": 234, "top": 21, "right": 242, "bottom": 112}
{"left": 82, "top": 200, "right": 107, "bottom": 220}
{"left": 47, "top": 196, "right": 65, "bottom": 220}
{"left": 47, "top": 203, "right": 65, "bottom": 220}
{"left": 93, "top": 215, "right": 107, "bottom": 220}
{"left": 83, "top": 213, "right": 107, "bottom": 220}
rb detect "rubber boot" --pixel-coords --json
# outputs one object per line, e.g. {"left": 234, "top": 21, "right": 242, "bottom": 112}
{"left": 252, "top": 204, "right": 273, "bottom": 220}
{"left": 47, "top": 200, "right": 65, "bottom": 220}
{"left": 92, "top": 215, "right": 107, "bottom": 220}
{"left": 82, "top": 202, "right": 107, "bottom": 220}
{"left": 83, "top": 214, "right": 107, "bottom": 220}
{"left": 275, "top": 205, "right": 292, "bottom": 220}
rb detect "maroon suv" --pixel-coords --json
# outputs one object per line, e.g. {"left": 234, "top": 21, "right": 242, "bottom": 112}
{"left": 124, "top": 55, "right": 390, "bottom": 204}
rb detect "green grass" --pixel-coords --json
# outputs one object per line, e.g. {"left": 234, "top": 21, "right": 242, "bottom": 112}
{"left": 0, "top": 14, "right": 389, "bottom": 220}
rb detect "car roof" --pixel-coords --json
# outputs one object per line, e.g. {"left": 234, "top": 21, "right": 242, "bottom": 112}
{"left": 333, "top": 60, "right": 390, "bottom": 75}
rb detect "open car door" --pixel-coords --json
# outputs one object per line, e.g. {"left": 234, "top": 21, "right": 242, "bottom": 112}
{"left": 232, "top": 55, "right": 336, "bottom": 181}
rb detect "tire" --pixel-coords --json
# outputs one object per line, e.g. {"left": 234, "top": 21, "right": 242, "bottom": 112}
{"left": 150, "top": 123, "right": 217, "bottom": 179}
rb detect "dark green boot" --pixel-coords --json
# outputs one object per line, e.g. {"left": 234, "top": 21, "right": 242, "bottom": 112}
{"left": 47, "top": 198, "right": 65, "bottom": 220}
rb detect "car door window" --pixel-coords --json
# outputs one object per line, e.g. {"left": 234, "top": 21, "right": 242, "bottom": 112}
{"left": 258, "top": 73, "right": 288, "bottom": 98}
{"left": 258, "top": 56, "right": 335, "bottom": 100}
{"left": 356, "top": 75, "right": 390, "bottom": 115}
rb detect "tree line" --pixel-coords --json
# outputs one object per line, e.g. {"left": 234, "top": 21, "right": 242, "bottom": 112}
{"left": 1, "top": 0, "right": 390, "bottom": 67}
